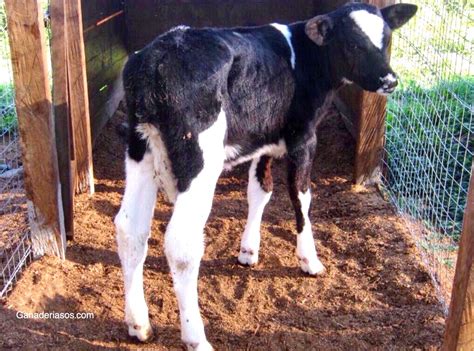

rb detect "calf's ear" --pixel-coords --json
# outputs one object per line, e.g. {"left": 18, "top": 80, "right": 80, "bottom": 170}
{"left": 305, "top": 15, "right": 334, "bottom": 46}
{"left": 381, "top": 4, "right": 418, "bottom": 30}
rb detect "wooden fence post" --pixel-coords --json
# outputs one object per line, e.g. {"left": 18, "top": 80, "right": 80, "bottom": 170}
{"left": 65, "top": 0, "right": 94, "bottom": 195}
{"left": 51, "top": 0, "right": 74, "bottom": 239}
{"left": 5, "top": 0, "right": 66, "bottom": 258}
{"left": 443, "top": 165, "right": 474, "bottom": 350}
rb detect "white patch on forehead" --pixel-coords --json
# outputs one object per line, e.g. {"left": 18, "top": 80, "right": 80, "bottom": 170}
{"left": 270, "top": 23, "right": 296, "bottom": 69}
{"left": 350, "top": 10, "right": 384, "bottom": 50}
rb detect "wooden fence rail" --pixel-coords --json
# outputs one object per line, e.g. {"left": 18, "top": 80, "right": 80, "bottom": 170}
{"left": 443, "top": 165, "right": 474, "bottom": 350}
{"left": 5, "top": 0, "right": 65, "bottom": 257}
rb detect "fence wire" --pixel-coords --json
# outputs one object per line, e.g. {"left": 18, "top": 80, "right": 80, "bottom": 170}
{"left": 383, "top": 0, "right": 473, "bottom": 313}
{"left": 0, "top": 0, "right": 32, "bottom": 298}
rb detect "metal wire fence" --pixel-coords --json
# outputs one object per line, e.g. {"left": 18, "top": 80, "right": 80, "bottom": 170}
{"left": 0, "top": 0, "right": 32, "bottom": 299}
{"left": 383, "top": 0, "right": 473, "bottom": 313}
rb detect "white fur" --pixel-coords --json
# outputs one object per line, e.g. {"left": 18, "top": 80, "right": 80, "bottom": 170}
{"left": 377, "top": 73, "right": 398, "bottom": 95}
{"left": 350, "top": 10, "right": 385, "bottom": 50}
{"left": 224, "top": 139, "right": 287, "bottom": 170}
{"left": 224, "top": 144, "right": 242, "bottom": 160}
{"left": 164, "top": 109, "right": 226, "bottom": 350}
{"left": 238, "top": 158, "right": 272, "bottom": 265}
{"left": 382, "top": 73, "right": 397, "bottom": 83}
{"left": 136, "top": 123, "right": 178, "bottom": 203}
{"left": 376, "top": 88, "right": 390, "bottom": 96}
{"left": 171, "top": 25, "right": 190, "bottom": 32}
{"left": 296, "top": 191, "right": 325, "bottom": 275}
{"left": 341, "top": 77, "right": 353, "bottom": 85}
{"left": 115, "top": 153, "right": 158, "bottom": 341}
{"left": 271, "top": 23, "right": 296, "bottom": 69}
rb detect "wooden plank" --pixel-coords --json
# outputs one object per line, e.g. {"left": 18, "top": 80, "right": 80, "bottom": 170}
{"left": 85, "top": 27, "right": 127, "bottom": 84}
{"left": 125, "top": 0, "right": 347, "bottom": 52}
{"left": 84, "top": 10, "right": 124, "bottom": 34}
{"left": 66, "top": 0, "right": 94, "bottom": 194}
{"left": 50, "top": 0, "right": 74, "bottom": 240}
{"left": 81, "top": 0, "right": 123, "bottom": 28}
{"left": 88, "top": 57, "right": 127, "bottom": 142}
{"left": 353, "top": 87, "right": 387, "bottom": 185}
{"left": 443, "top": 165, "right": 474, "bottom": 350}
{"left": 90, "top": 75, "right": 125, "bottom": 143}
{"left": 4, "top": 0, "right": 66, "bottom": 258}
{"left": 82, "top": 1, "right": 127, "bottom": 142}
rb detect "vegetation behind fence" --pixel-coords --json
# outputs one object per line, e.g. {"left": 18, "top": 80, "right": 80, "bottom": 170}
{"left": 0, "top": 0, "right": 32, "bottom": 298}
{"left": 384, "top": 0, "right": 473, "bottom": 311}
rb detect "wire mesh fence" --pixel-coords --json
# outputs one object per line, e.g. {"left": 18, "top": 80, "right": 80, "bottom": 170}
{"left": 0, "top": 0, "right": 32, "bottom": 298}
{"left": 383, "top": 0, "right": 473, "bottom": 313}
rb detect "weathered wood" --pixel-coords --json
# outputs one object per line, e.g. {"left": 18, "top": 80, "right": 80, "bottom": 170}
{"left": 125, "top": 0, "right": 347, "bottom": 52}
{"left": 82, "top": 0, "right": 127, "bottom": 143}
{"left": 66, "top": 0, "right": 94, "bottom": 194}
{"left": 50, "top": 0, "right": 74, "bottom": 240}
{"left": 4, "top": 0, "right": 66, "bottom": 257}
{"left": 81, "top": 0, "right": 123, "bottom": 28}
{"left": 353, "top": 87, "right": 388, "bottom": 185}
{"left": 84, "top": 9, "right": 124, "bottom": 34}
{"left": 90, "top": 73, "right": 125, "bottom": 143}
{"left": 443, "top": 165, "right": 474, "bottom": 350}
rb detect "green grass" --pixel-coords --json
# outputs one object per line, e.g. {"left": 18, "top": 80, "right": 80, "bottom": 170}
{"left": 383, "top": 0, "right": 473, "bottom": 243}
{"left": 386, "top": 76, "right": 473, "bottom": 242}
{"left": 0, "top": 82, "right": 16, "bottom": 133}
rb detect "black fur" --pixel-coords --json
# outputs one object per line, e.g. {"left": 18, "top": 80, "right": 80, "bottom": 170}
{"left": 122, "top": 2, "right": 416, "bottom": 227}
{"left": 255, "top": 156, "right": 273, "bottom": 193}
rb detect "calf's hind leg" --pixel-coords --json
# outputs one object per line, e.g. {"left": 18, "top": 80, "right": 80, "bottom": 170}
{"left": 115, "top": 151, "right": 158, "bottom": 341}
{"left": 165, "top": 113, "right": 226, "bottom": 350}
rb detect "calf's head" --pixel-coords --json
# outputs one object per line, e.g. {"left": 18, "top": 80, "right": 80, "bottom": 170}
{"left": 305, "top": 3, "right": 417, "bottom": 95}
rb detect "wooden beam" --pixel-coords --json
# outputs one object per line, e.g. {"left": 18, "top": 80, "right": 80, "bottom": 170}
{"left": 353, "top": 88, "right": 387, "bottom": 185}
{"left": 4, "top": 0, "right": 66, "bottom": 258}
{"left": 50, "top": 0, "right": 74, "bottom": 240}
{"left": 443, "top": 165, "right": 474, "bottom": 350}
{"left": 65, "top": 0, "right": 94, "bottom": 194}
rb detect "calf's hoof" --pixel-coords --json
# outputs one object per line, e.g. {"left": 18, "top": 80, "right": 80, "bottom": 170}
{"left": 237, "top": 248, "right": 258, "bottom": 266}
{"left": 128, "top": 322, "right": 153, "bottom": 342}
{"left": 186, "top": 340, "right": 213, "bottom": 351}
{"left": 299, "top": 256, "right": 325, "bottom": 275}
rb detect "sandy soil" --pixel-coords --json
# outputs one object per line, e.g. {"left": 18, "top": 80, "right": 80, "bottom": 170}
{"left": 0, "top": 111, "right": 445, "bottom": 350}
{"left": 0, "top": 136, "right": 29, "bottom": 273}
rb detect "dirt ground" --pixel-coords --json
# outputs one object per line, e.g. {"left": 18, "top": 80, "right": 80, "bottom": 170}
{"left": 0, "top": 110, "right": 445, "bottom": 350}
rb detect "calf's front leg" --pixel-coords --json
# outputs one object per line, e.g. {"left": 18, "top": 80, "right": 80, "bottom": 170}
{"left": 238, "top": 156, "right": 273, "bottom": 265}
{"left": 287, "top": 148, "right": 325, "bottom": 275}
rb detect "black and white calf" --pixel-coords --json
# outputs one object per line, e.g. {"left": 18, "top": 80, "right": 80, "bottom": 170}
{"left": 115, "top": 2, "right": 416, "bottom": 349}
